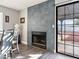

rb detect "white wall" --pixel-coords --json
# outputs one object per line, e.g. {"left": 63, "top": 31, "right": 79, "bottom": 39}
{"left": 0, "top": 5, "right": 19, "bottom": 30}
{"left": 20, "top": 8, "right": 28, "bottom": 45}
{"left": 0, "top": 12, "right": 3, "bottom": 41}
{"left": 0, "top": 12, "right": 3, "bottom": 30}
{"left": 55, "top": 0, "right": 68, "bottom": 4}
{"left": 0, "top": 6, "right": 19, "bottom": 41}
{"left": 55, "top": 0, "right": 79, "bottom": 6}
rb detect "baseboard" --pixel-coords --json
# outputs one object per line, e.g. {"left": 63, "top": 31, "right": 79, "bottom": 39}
{"left": 21, "top": 41, "right": 27, "bottom": 45}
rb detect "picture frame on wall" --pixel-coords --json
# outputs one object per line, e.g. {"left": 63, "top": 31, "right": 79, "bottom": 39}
{"left": 5, "top": 16, "right": 9, "bottom": 22}
{"left": 20, "top": 17, "right": 25, "bottom": 23}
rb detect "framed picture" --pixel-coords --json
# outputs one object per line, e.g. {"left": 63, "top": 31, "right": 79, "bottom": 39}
{"left": 5, "top": 16, "right": 9, "bottom": 22}
{"left": 20, "top": 17, "right": 25, "bottom": 23}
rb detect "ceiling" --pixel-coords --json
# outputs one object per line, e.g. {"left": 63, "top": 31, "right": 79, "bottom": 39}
{"left": 0, "top": 0, "right": 47, "bottom": 11}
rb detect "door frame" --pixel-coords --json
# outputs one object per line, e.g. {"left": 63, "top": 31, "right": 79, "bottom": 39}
{"left": 56, "top": 1, "right": 79, "bottom": 58}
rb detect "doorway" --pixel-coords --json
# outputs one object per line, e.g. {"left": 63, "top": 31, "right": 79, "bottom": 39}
{"left": 56, "top": 1, "right": 79, "bottom": 58}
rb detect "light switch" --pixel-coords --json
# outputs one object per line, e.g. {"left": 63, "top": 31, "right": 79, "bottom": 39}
{"left": 52, "top": 25, "right": 55, "bottom": 28}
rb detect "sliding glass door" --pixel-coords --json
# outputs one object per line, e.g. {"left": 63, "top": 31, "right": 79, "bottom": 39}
{"left": 56, "top": 1, "right": 79, "bottom": 58}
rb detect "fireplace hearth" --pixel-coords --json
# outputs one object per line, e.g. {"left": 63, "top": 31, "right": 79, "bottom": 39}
{"left": 32, "top": 31, "right": 46, "bottom": 49}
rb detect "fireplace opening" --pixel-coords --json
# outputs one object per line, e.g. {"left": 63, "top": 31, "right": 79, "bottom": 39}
{"left": 32, "top": 31, "right": 46, "bottom": 49}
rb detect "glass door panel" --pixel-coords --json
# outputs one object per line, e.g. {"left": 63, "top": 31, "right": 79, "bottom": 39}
{"left": 65, "top": 4, "right": 73, "bottom": 15}
{"left": 58, "top": 7, "right": 64, "bottom": 16}
{"left": 56, "top": 2, "right": 79, "bottom": 58}
{"left": 74, "top": 3, "right": 79, "bottom": 14}
{"left": 74, "top": 19, "right": 79, "bottom": 57}
{"left": 74, "top": 3, "right": 79, "bottom": 58}
{"left": 64, "top": 4, "right": 73, "bottom": 56}
{"left": 57, "top": 6, "right": 65, "bottom": 54}
{"left": 64, "top": 19, "right": 73, "bottom": 56}
{"left": 58, "top": 18, "right": 65, "bottom": 53}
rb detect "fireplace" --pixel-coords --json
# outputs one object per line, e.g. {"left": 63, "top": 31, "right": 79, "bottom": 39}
{"left": 32, "top": 31, "right": 46, "bottom": 49}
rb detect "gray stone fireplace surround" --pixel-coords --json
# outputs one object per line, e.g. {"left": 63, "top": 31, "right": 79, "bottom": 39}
{"left": 28, "top": 0, "right": 55, "bottom": 52}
